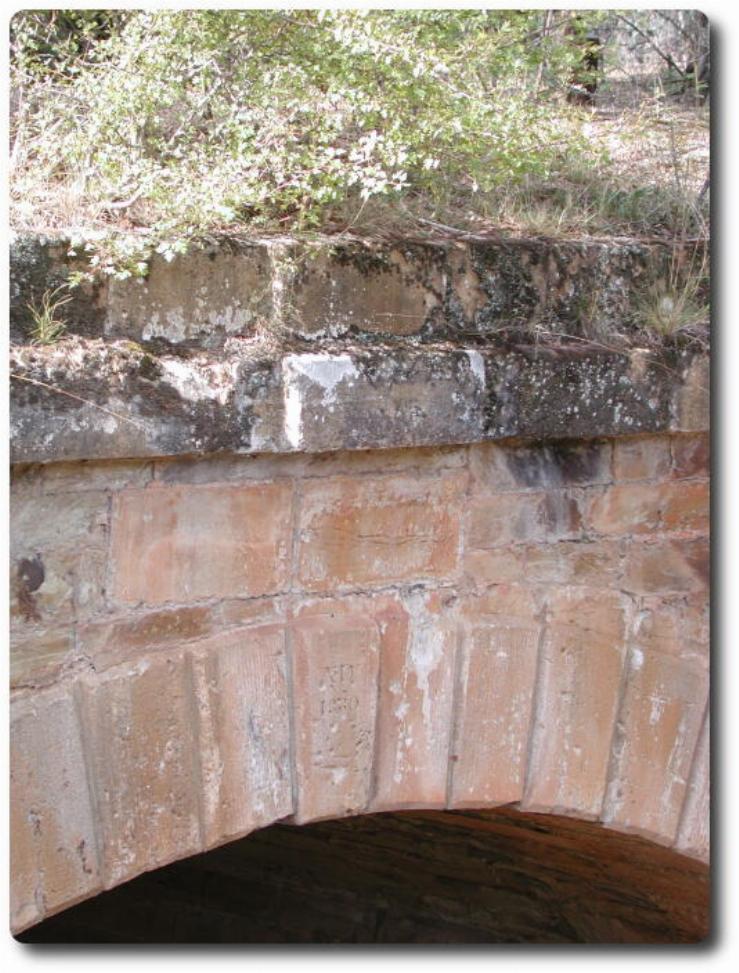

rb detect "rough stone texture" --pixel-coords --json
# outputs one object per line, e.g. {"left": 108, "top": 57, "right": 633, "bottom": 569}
{"left": 109, "top": 481, "right": 293, "bottom": 605}
{"left": 11, "top": 233, "right": 707, "bottom": 347}
{"left": 297, "top": 471, "right": 465, "bottom": 592}
{"left": 290, "top": 598, "right": 381, "bottom": 823}
{"left": 10, "top": 339, "right": 708, "bottom": 463}
{"left": 523, "top": 589, "right": 628, "bottom": 819}
{"left": 9, "top": 433, "right": 709, "bottom": 932}
{"left": 10, "top": 688, "right": 102, "bottom": 931}
{"left": 450, "top": 587, "right": 542, "bottom": 808}
{"left": 603, "top": 647, "right": 708, "bottom": 845}
{"left": 189, "top": 624, "right": 293, "bottom": 846}
{"left": 675, "top": 709, "right": 710, "bottom": 862}
{"left": 76, "top": 653, "right": 203, "bottom": 888}
{"left": 372, "top": 589, "right": 459, "bottom": 811}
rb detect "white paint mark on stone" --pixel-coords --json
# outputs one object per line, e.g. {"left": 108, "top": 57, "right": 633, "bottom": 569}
{"left": 466, "top": 349, "right": 486, "bottom": 389}
{"left": 282, "top": 354, "right": 359, "bottom": 448}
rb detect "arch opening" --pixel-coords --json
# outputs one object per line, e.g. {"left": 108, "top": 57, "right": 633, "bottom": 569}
{"left": 18, "top": 807, "right": 709, "bottom": 945}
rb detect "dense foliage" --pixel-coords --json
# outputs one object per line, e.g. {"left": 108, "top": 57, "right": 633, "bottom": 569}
{"left": 10, "top": 9, "right": 708, "bottom": 280}
{"left": 11, "top": 9, "right": 600, "bottom": 274}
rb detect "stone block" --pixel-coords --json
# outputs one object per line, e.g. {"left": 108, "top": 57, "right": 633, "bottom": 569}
{"left": 675, "top": 710, "right": 710, "bottom": 862}
{"left": 671, "top": 433, "right": 710, "bottom": 479}
{"left": 467, "top": 490, "right": 582, "bottom": 550}
{"left": 290, "top": 600, "right": 381, "bottom": 822}
{"left": 189, "top": 624, "right": 293, "bottom": 847}
{"left": 10, "top": 688, "right": 101, "bottom": 931}
{"left": 297, "top": 472, "right": 465, "bottom": 592}
{"left": 11, "top": 626, "right": 75, "bottom": 689}
{"left": 659, "top": 480, "right": 709, "bottom": 532}
{"left": 450, "top": 586, "right": 542, "bottom": 808}
{"left": 612, "top": 437, "right": 672, "bottom": 481}
{"left": 283, "top": 245, "right": 443, "bottom": 338}
{"left": 10, "top": 491, "right": 109, "bottom": 627}
{"left": 372, "top": 590, "right": 458, "bottom": 811}
{"left": 523, "top": 588, "right": 627, "bottom": 819}
{"left": 77, "top": 652, "right": 203, "bottom": 887}
{"left": 471, "top": 440, "right": 612, "bottom": 493}
{"left": 603, "top": 650, "right": 708, "bottom": 845}
{"left": 584, "top": 483, "right": 662, "bottom": 536}
{"left": 105, "top": 243, "right": 273, "bottom": 347}
{"left": 110, "top": 481, "right": 293, "bottom": 605}
{"left": 623, "top": 537, "right": 709, "bottom": 594}
{"left": 78, "top": 605, "right": 218, "bottom": 671}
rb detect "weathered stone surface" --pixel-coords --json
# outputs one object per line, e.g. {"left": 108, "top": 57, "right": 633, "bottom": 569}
{"left": 523, "top": 589, "right": 627, "bottom": 818}
{"left": 675, "top": 709, "right": 710, "bottom": 862}
{"left": 603, "top": 649, "right": 708, "bottom": 845}
{"left": 105, "top": 244, "right": 273, "bottom": 348}
{"left": 78, "top": 605, "right": 218, "bottom": 671}
{"left": 11, "top": 626, "right": 76, "bottom": 689}
{"left": 10, "top": 490, "right": 109, "bottom": 628}
{"left": 109, "top": 481, "right": 293, "bottom": 605}
{"left": 291, "top": 599, "right": 381, "bottom": 823}
{"left": 10, "top": 688, "right": 102, "bottom": 931}
{"left": 623, "top": 536, "right": 709, "bottom": 594}
{"left": 10, "top": 338, "right": 708, "bottom": 464}
{"left": 671, "top": 432, "right": 709, "bottom": 478}
{"left": 189, "top": 624, "right": 293, "bottom": 846}
{"left": 612, "top": 436, "right": 672, "bottom": 480}
{"left": 77, "top": 653, "right": 203, "bottom": 888}
{"left": 297, "top": 470, "right": 465, "bottom": 591}
{"left": 450, "top": 586, "right": 542, "bottom": 808}
{"left": 372, "top": 590, "right": 459, "bottom": 811}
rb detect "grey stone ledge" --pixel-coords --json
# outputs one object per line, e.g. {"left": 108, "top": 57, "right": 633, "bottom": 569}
{"left": 10, "top": 338, "right": 709, "bottom": 464}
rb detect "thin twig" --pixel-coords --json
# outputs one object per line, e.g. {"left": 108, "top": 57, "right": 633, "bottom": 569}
{"left": 10, "top": 372, "right": 147, "bottom": 430}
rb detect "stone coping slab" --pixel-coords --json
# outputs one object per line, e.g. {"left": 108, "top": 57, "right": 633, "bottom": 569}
{"left": 10, "top": 337, "right": 708, "bottom": 463}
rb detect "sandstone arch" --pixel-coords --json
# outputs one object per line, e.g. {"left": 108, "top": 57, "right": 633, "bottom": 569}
{"left": 11, "top": 434, "right": 709, "bottom": 935}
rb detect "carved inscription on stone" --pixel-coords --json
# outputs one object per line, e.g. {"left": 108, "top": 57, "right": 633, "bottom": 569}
{"left": 292, "top": 613, "right": 380, "bottom": 822}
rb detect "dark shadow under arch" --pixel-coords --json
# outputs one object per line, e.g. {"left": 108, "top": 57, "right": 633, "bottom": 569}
{"left": 18, "top": 806, "right": 709, "bottom": 945}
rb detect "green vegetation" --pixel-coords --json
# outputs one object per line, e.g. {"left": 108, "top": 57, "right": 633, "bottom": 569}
{"left": 26, "top": 285, "right": 72, "bottom": 345}
{"left": 10, "top": 10, "right": 709, "bottom": 282}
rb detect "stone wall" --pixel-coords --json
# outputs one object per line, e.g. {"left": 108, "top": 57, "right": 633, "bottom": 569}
{"left": 9, "top": 233, "right": 710, "bottom": 938}
{"left": 10, "top": 432, "right": 709, "bottom": 933}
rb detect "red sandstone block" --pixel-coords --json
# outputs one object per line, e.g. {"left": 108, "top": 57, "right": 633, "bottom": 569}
{"left": 10, "top": 688, "right": 101, "bottom": 932}
{"left": 78, "top": 605, "right": 217, "bottom": 671}
{"left": 523, "top": 539, "right": 625, "bottom": 587}
{"left": 467, "top": 490, "right": 581, "bottom": 550}
{"left": 297, "top": 472, "right": 465, "bottom": 592}
{"left": 110, "top": 481, "right": 293, "bottom": 605}
{"left": 623, "top": 537, "right": 709, "bottom": 594}
{"left": 372, "top": 590, "right": 459, "bottom": 812}
{"left": 659, "top": 480, "right": 709, "bottom": 532}
{"left": 612, "top": 437, "right": 671, "bottom": 481}
{"left": 11, "top": 491, "right": 109, "bottom": 627}
{"left": 672, "top": 433, "right": 710, "bottom": 479}
{"left": 77, "top": 652, "right": 203, "bottom": 887}
{"left": 189, "top": 624, "right": 293, "bottom": 847}
{"left": 635, "top": 593, "right": 709, "bottom": 668}
{"left": 449, "top": 586, "right": 543, "bottom": 808}
{"left": 584, "top": 483, "right": 662, "bottom": 536}
{"left": 291, "top": 599, "right": 381, "bottom": 822}
{"left": 464, "top": 546, "right": 529, "bottom": 586}
{"left": 523, "top": 588, "right": 627, "bottom": 819}
{"left": 603, "top": 649, "right": 708, "bottom": 846}
{"left": 675, "top": 710, "right": 710, "bottom": 862}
